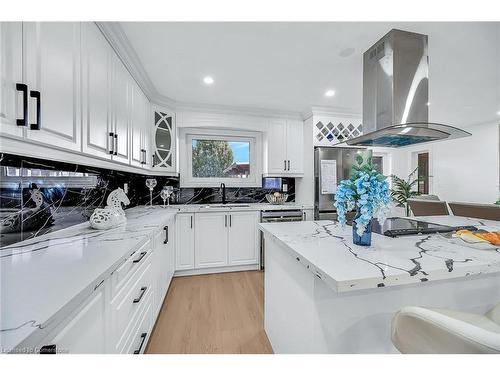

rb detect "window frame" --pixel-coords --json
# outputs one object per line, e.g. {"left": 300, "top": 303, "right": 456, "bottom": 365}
{"left": 179, "top": 128, "right": 262, "bottom": 188}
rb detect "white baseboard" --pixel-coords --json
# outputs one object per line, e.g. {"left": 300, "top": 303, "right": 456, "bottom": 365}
{"left": 174, "top": 264, "right": 260, "bottom": 277}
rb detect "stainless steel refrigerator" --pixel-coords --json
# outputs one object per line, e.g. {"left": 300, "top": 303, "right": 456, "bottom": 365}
{"left": 314, "top": 147, "right": 372, "bottom": 221}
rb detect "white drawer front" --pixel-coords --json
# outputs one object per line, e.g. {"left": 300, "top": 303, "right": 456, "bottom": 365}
{"left": 122, "top": 292, "right": 153, "bottom": 354}
{"left": 111, "top": 258, "right": 152, "bottom": 351}
{"left": 111, "top": 240, "right": 151, "bottom": 296}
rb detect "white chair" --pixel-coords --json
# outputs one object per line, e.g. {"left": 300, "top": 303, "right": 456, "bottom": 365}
{"left": 391, "top": 303, "right": 500, "bottom": 353}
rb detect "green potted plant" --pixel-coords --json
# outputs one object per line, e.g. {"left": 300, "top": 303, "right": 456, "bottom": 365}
{"left": 390, "top": 167, "right": 425, "bottom": 217}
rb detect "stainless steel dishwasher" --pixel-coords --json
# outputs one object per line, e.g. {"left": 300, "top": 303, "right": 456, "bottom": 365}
{"left": 260, "top": 209, "right": 304, "bottom": 270}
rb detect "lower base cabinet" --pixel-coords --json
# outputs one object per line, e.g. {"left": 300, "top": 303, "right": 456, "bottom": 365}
{"left": 34, "top": 219, "right": 174, "bottom": 354}
{"left": 39, "top": 286, "right": 106, "bottom": 354}
{"left": 176, "top": 210, "right": 260, "bottom": 273}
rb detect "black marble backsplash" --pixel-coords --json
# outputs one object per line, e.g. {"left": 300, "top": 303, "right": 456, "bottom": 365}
{"left": 0, "top": 153, "right": 294, "bottom": 247}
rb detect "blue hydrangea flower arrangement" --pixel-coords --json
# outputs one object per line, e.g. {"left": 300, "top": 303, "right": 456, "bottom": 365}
{"left": 334, "top": 154, "right": 391, "bottom": 243}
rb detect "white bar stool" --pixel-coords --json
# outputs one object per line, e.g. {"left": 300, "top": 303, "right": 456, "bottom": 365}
{"left": 391, "top": 303, "right": 500, "bottom": 353}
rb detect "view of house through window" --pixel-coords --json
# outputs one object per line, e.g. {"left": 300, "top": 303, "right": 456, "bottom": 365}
{"left": 192, "top": 139, "right": 250, "bottom": 178}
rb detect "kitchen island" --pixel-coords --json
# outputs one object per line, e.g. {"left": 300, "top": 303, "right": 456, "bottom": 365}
{"left": 259, "top": 216, "right": 500, "bottom": 353}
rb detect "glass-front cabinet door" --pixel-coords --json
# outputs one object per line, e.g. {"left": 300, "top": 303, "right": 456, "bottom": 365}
{"left": 152, "top": 108, "right": 175, "bottom": 171}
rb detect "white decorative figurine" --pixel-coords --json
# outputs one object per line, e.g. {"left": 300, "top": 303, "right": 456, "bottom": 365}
{"left": 90, "top": 188, "right": 130, "bottom": 230}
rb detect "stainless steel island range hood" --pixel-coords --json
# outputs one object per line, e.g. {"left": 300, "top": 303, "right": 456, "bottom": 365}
{"left": 347, "top": 29, "right": 471, "bottom": 147}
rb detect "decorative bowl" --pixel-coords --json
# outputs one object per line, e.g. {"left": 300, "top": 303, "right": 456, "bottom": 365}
{"left": 265, "top": 193, "right": 288, "bottom": 205}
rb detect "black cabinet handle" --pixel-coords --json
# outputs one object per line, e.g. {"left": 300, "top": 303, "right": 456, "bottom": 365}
{"left": 151, "top": 155, "right": 155, "bottom": 168}
{"left": 133, "top": 251, "right": 147, "bottom": 263}
{"left": 190, "top": 215, "right": 193, "bottom": 229}
{"left": 16, "top": 83, "right": 28, "bottom": 127}
{"left": 133, "top": 333, "right": 147, "bottom": 354}
{"left": 284, "top": 160, "right": 286, "bottom": 171}
{"left": 229, "top": 214, "right": 232, "bottom": 227}
{"left": 225, "top": 214, "right": 227, "bottom": 227}
{"left": 39, "top": 344, "right": 56, "bottom": 354}
{"left": 113, "top": 133, "right": 118, "bottom": 155}
{"left": 288, "top": 160, "right": 290, "bottom": 171}
{"left": 29, "top": 90, "right": 41, "bottom": 130}
{"left": 163, "top": 225, "right": 169, "bottom": 244}
{"left": 133, "top": 286, "right": 147, "bottom": 303}
{"left": 108, "top": 132, "right": 114, "bottom": 154}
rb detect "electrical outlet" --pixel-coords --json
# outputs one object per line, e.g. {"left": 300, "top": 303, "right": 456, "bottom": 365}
{"left": 282, "top": 183, "right": 288, "bottom": 192}
{"left": 123, "top": 183, "right": 128, "bottom": 194}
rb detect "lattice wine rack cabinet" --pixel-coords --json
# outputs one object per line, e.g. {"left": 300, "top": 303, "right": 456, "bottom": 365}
{"left": 313, "top": 118, "right": 363, "bottom": 146}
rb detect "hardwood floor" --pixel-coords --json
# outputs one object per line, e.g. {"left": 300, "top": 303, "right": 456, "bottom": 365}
{"left": 145, "top": 271, "right": 273, "bottom": 354}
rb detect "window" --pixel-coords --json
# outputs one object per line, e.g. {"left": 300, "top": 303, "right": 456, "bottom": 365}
{"left": 192, "top": 139, "right": 250, "bottom": 178}
{"left": 180, "top": 128, "right": 262, "bottom": 187}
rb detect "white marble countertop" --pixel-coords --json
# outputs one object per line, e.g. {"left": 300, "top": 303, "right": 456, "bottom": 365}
{"left": 169, "top": 203, "right": 313, "bottom": 213}
{"left": 0, "top": 206, "right": 176, "bottom": 352}
{"left": 259, "top": 216, "right": 500, "bottom": 293}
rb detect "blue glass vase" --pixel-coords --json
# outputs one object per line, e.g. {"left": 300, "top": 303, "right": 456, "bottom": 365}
{"left": 352, "top": 211, "right": 372, "bottom": 246}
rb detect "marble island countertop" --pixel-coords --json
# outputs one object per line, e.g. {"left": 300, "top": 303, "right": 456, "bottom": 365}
{"left": 259, "top": 216, "right": 500, "bottom": 293}
{"left": 0, "top": 206, "right": 176, "bottom": 352}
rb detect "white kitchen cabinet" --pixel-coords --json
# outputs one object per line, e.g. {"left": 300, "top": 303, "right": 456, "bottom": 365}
{"left": 152, "top": 106, "right": 175, "bottom": 171}
{"left": 228, "top": 211, "right": 259, "bottom": 266}
{"left": 130, "top": 81, "right": 151, "bottom": 168}
{"left": 81, "top": 22, "right": 112, "bottom": 160}
{"left": 286, "top": 120, "right": 304, "bottom": 174}
{"left": 265, "top": 118, "right": 304, "bottom": 176}
{"left": 110, "top": 53, "right": 130, "bottom": 164}
{"left": 0, "top": 22, "right": 24, "bottom": 139}
{"left": 40, "top": 286, "right": 106, "bottom": 354}
{"left": 267, "top": 119, "right": 288, "bottom": 174}
{"left": 130, "top": 81, "right": 145, "bottom": 167}
{"left": 195, "top": 212, "right": 229, "bottom": 268}
{"left": 23, "top": 22, "right": 82, "bottom": 151}
{"left": 175, "top": 213, "right": 195, "bottom": 270}
{"left": 152, "top": 220, "right": 174, "bottom": 315}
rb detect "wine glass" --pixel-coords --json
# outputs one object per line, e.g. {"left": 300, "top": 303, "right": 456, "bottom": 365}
{"left": 165, "top": 186, "right": 174, "bottom": 206}
{"left": 145, "top": 178, "right": 157, "bottom": 207}
{"left": 160, "top": 186, "right": 170, "bottom": 208}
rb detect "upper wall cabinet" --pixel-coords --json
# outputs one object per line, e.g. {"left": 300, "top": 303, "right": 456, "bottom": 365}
{"left": 0, "top": 22, "right": 24, "bottom": 139}
{"left": 151, "top": 107, "right": 176, "bottom": 172}
{"left": 110, "top": 53, "right": 131, "bottom": 164}
{"left": 130, "top": 80, "right": 151, "bottom": 168}
{"left": 82, "top": 22, "right": 112, "bottom": 160}
{"left": 23, "top": 22, "right": 82, "bottom": 151}
{"left": 265, "top": 119, "right": 304, "bottom": 176}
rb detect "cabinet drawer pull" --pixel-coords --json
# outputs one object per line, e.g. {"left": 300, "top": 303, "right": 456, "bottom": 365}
{"left": 39, "top": 344, "right": 57, "bottom": 354}
{"left": 133, "top": 333, "right": 147, "bottom": 354}
{"left": 133, "top": 286, "right": 147, "bottom": 303}
{"left": 132, "top": 251, "right": 147, "bottom": 263}
{"left": 284, "top": 160, "right": 286, "bottom": 171}
{"left": 229, "top": 214, "right": 232, "bottom": 227}
{"left": 163, "top": 225, "right": 169, "bottom": 244}
{"left": 108, "top": 132, "right": 114, "bottom": 154}
{"left": 16, "top": 83, "right": 28, "bottom": 127}
{"left": 190, "top": 215, "right": 193, "bottom": 229}
{"left": 225, "top": 214, "right": 227, "bottom": 227}
{"left": 288, "top": 160, "right": 290, "bottom": 171}
{"left": 113, "top": 133, "right": 118, "bottom": 155}
{"left": 29, "top": 90, "right": 41, "bottom": 130}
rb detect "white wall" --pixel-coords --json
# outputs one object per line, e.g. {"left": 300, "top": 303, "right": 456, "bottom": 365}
{"left": 390, "top": 122, "right": 499, "bottom": 204}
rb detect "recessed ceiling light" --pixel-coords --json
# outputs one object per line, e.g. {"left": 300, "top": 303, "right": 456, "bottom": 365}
{"left": 325, "top": 90, "right": 335, "bottom": 97}
{"left": 203, "top": 76, "right": 214, "bottom": 85}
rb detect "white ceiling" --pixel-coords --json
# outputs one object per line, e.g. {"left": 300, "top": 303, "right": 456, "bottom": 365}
{"left": 120, "top": 22, "right": 500, "bottom": 127}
